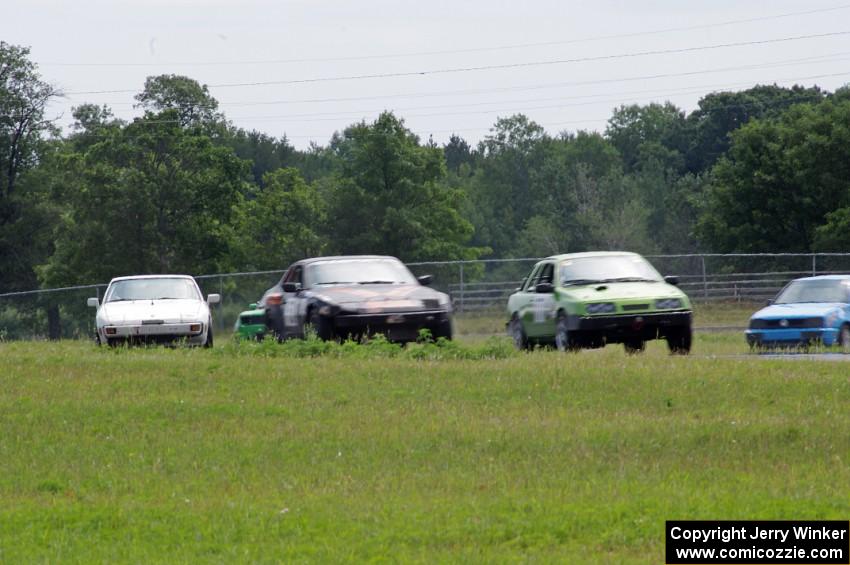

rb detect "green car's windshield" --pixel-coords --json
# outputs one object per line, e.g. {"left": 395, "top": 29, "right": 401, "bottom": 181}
{"left": 559, "top": 255, "right": 663, "bottom": 286}
{"left": 105, "top": 278, "right": 200, "bottom": 302}
{"left": 774, "top": 279, "right": 850, "bottom": 304}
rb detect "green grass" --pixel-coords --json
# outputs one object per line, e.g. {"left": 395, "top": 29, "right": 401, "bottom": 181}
{"left": 1, "top": 335, "right": 849, "bottom": 563}
{"left": 455, "top": 301, "right": 761, "bottom": 337}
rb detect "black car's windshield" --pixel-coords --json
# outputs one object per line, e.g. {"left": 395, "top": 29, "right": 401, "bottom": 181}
{"left": 105, "top": 278, "right": 200, "bottom": 302}
{"left": 774, "top": 279, "right": 850, "bottom": 304}
{"left": 307, "top": 259, "right": 418, "bottom": 286}
{"left": 559, "top": 255, "right": 663, "bottom": 286}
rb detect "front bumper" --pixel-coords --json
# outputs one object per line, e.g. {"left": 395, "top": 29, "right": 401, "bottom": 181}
{"left": 745, "top": 327, "right": 839, "bottom": 347}
{"left": 101, "top": 322, "right": 205, "bottom": 344}
{"left": 334, "top": 309, "right": 451, "bottom": 341}
{"left": 568, "top": 310, "right": 692, "bottom": 341}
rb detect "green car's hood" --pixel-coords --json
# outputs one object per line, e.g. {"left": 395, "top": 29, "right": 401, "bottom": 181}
{"left": 561, "top": 281, "right": 686, "bottom": 302}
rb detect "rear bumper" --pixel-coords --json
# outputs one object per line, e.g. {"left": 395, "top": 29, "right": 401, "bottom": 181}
{"left": 569, "top": 310, "right": 692, "bottom": 342}
{"left": 745, "top": 328, "right": 838, "bottom": 347}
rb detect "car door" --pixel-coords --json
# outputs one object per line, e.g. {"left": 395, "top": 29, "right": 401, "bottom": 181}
{"left": 282, "top": 265, "right": 305, "bottom": 336}
{"left": 526, "top": 262, "right": 557, "bottom": 338}
{"left": 517, "top": 263, "right": 543, "bottom": 335}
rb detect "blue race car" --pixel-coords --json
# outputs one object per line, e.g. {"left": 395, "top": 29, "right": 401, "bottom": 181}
{"left": 746, "top": 275, "right": 850, "bottom": 350}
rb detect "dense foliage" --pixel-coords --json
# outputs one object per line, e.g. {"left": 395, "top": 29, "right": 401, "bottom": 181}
{"left": 2, "top": 41, "right": 850, "bottom": 294}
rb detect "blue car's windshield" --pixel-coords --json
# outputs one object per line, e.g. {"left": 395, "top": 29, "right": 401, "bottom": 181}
{"left": 774, "top": 279, "right": 850, "bottom": 304}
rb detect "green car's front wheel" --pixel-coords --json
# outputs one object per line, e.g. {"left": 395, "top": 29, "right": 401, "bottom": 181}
{"left": 666, "top": 326, "right": 692, "bottom": 355}
{"left": 555, "top": 313, "right": 579, "bottom": 352}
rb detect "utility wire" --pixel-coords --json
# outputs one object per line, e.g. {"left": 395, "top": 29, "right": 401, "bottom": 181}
{"left": 63, "top": 31, "right": 850, "bottom": 95}
{"left": 62, "top": 86, "right": 837, "bottom": 140}
{"left": 42, "top": 3, "right": 850, "bottom": 67}
{"left": 70, "top": 51, "right": 850, "bottom": 108}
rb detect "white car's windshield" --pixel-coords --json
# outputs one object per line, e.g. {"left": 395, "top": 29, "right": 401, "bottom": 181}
{"left": 559, "top": 255, "right": 663, "bottom": 286}
{"left": 774, "top": 279, "right": 849, "bottom": 304}
{"left": 307, "top": 259, "right": 417, "bottom": 286}
{"left": 105, "top": 278, "right": 200, "bottom": 302}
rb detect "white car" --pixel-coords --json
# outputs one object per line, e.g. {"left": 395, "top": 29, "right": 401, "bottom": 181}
{"left": 87, "top": 275, "right": 220, "bottom": 347}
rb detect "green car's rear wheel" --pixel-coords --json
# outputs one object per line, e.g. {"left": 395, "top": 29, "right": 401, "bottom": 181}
{"left": 623, "top": 339, "right": 645, "bottom": 354}
{"left": 509, "top": 315, "right": 530, "bottom": 351}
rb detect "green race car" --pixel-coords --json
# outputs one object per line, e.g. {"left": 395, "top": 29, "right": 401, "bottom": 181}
{"left": 506, "top": 252, "right": 693, "bottom": 353}
{"left": 233, "top": 302, "right": 267, "bottom": 341}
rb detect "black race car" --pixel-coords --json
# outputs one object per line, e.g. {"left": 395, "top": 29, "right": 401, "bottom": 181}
{"left": 259, "top": 255, "right": 453, "bottom": 342}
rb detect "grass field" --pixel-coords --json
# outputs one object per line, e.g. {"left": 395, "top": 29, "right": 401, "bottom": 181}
{"left": 2, "top": 328, "right": 848, "bottom": 563}
{"left": 453, "top": 300, "right": 762, "bottom": 337}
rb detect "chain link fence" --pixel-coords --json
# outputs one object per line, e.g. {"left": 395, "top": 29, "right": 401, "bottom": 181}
{"left": 4, "top": 253, "right": 850, "bottom": 340}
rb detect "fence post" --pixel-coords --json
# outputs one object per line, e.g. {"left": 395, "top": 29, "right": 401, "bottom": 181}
{"left": 812, "top": 255, "right": 817, "bottom": 276}
{"left": 701, "top": 255, "right": 708, "bottom": 300}
{"left": 219, "top": 276, "right": 224, "bottom": 332}
{"left": 459, "top": 263, "right": 465, "bottom": 313}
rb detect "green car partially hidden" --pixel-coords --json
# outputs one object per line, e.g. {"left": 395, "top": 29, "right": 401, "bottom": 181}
{"left": 233, "top": 303, "right": 267, "bottom": 341}
{"left": 506, "top": 252, "right": 693, "bottom": 353}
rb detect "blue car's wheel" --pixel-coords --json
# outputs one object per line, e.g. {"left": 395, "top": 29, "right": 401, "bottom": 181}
{"left": 839, "top": 324, "right": 850, "bottom": 353}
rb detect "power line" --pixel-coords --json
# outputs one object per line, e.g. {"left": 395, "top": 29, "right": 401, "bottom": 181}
{"left": 63, "top": 31, "right": 850, "bottom": 95}
{"left": 61, "top": 85, "right": 837, "bottom": 141}
{"left": 41, "top": 4, "right": 850, "bottom": 68}
{"left": 69, "top": 51, "right": 850, "bottom": 109}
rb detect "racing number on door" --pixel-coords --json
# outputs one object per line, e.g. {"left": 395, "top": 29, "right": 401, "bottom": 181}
{"left": 283, "top": 299, "right": 298, "bottom": 326}
{"left": 532, "top": 295, "right": 553, "bottom": 323}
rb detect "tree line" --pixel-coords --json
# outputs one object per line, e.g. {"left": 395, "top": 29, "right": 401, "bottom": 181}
{"left": 3, "top": 40, "right": 850, "bottom": 295}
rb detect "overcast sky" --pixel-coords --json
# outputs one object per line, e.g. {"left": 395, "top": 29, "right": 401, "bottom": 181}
{"left": 5, "top": 0, "right": 850, "bottom": 149}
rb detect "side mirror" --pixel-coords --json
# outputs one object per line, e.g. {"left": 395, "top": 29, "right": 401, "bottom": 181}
{"left": 283, "top": 282, "right": 301, "bottom": 293}
{"left": 87, "top": 297, "right": 99, "bottom": 308}
{"left": 248, "top": 302, "right": 258, "bottom": 310}
{"left": 766, "top": 298, "right": 773, "bottom": 306}
{"left": 664, "top": 275, "right": 679, "bottom": 286}
{"left": 207, "top": 293, "right": 221, "bottom": 305}
{"left": 417, "top": 274, "right": 433, "bottom": 286}
{"left": 535, "top": 282, "right": 555, "bottom": 294}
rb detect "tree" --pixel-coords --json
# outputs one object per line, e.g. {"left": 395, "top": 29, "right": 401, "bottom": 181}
{"left": 41, "top": 112, "right": 250, "bottom": 285}
{"left": 685, "top": 84, "right": 825, "bottom": 174}
{"left": 467, "top": 114, "right": 547, "bottom": 257}
{"left": 234, "top": 168, "right": 326, "bottom": 269}
{"left": 0, "top": 42, "right": 59, "bottom": 292}
{"left": 698, "top": 97, "right": 850, "bottom": 253}
{"left": 324, "top": 112, "right": 483, "bottom": 261}
{"left": 605, "top": 102, "right": 686, "bottom": 174}
{"left": 134, "top": 74, "right": 222, "bottom": 128}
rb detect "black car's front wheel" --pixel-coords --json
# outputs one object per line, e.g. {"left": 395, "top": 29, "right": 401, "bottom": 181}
{"left": 432, "top": 318, "right": 453, "bottom": 341}
{"left": 306, "top": 308, "right": 334, "bottom": 341}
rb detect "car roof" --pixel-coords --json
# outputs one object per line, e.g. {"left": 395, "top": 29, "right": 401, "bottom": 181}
{"left": 109, "top": 274, "right": 195, "bottom": 282}
{"left": 542, "top": 251, "right": 642, "bottom": 262}
{"left": 294, "top": 255, "right": 401, "bottom": 266}
{"left": 790, "top": 274, "right": 850, "bottom": 282}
